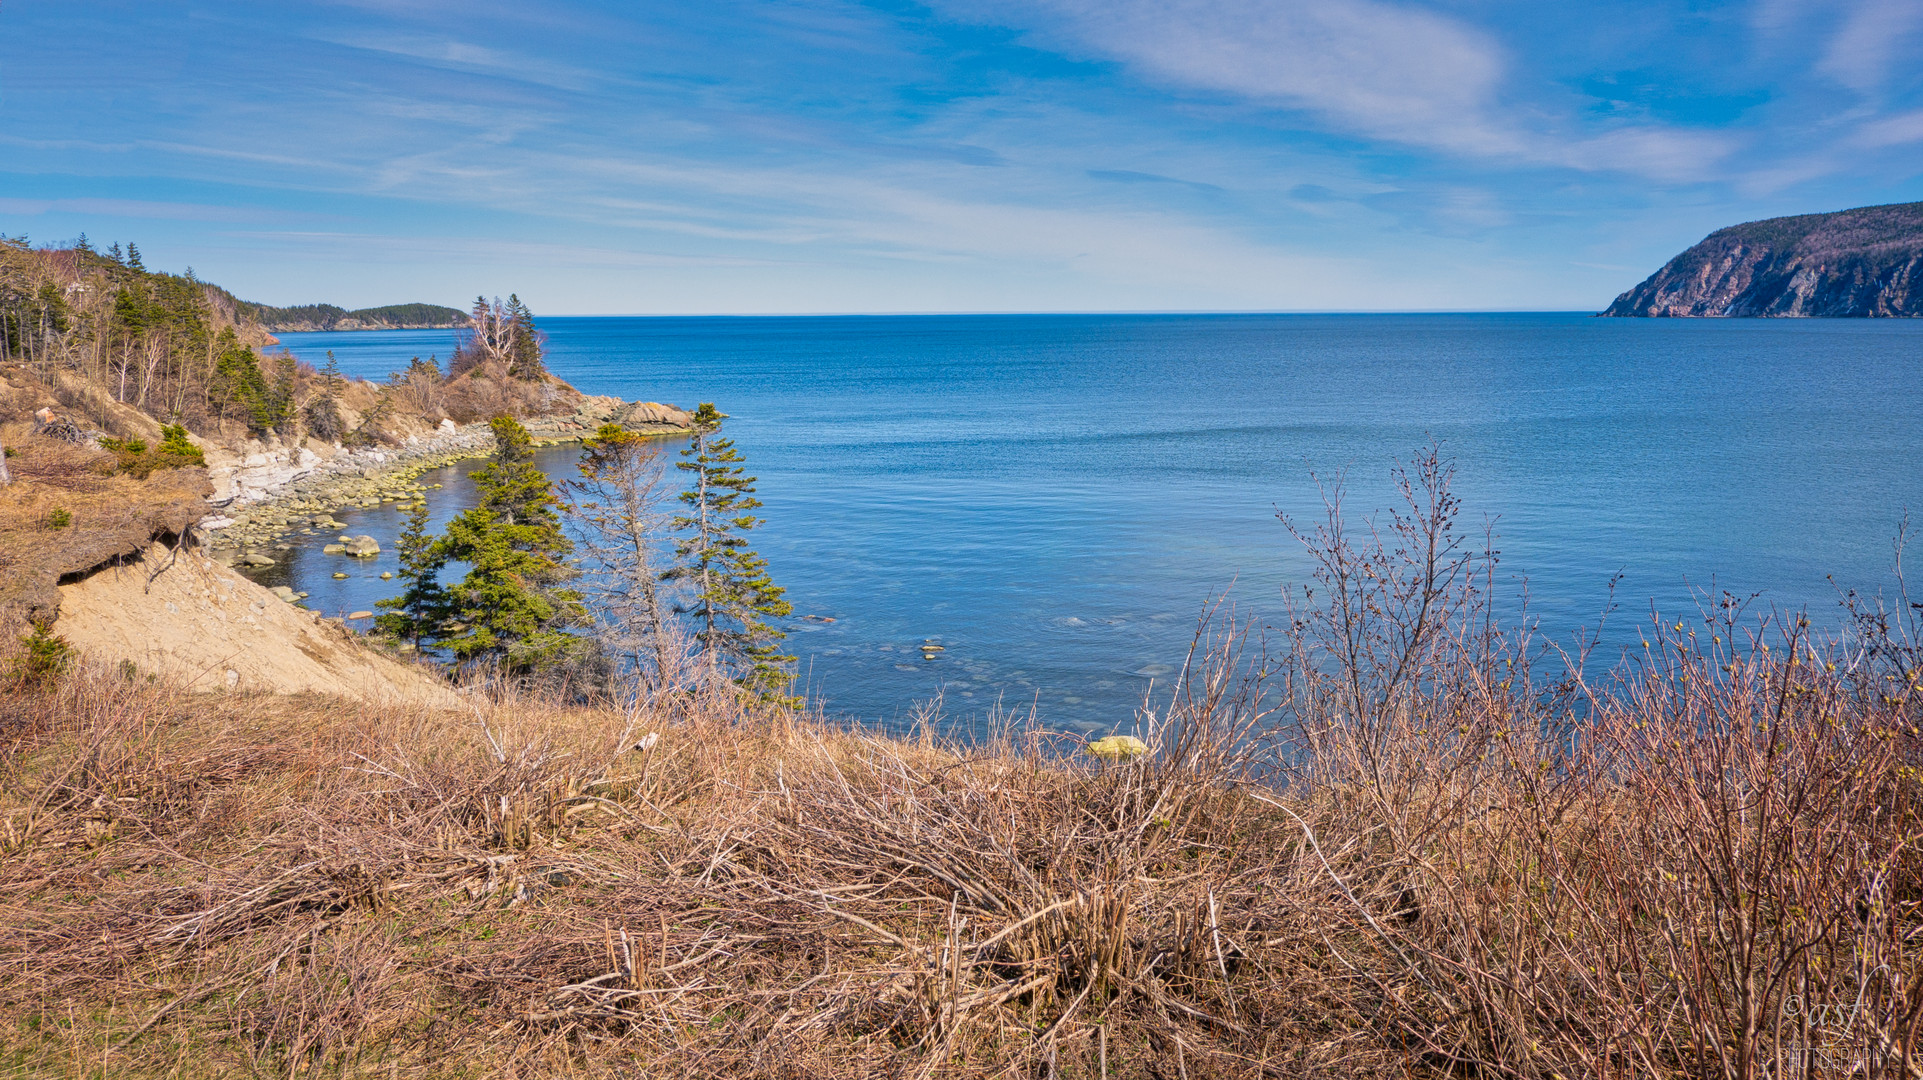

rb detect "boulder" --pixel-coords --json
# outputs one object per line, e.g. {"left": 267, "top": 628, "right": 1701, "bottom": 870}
{"left": 1085, "top": 735, "right": 1150, "bottom": 762}
{"left": 322, "top": 544, "right": 346, "bottom": 555}
{"left": 269, "top": 586, "right": 298, "bottom": 603}
{"left": 238, "top": 552, "right": 276, "bottom": 567}
{"left": 347, "top": 610, "right": 373, "bottom": 620}
{"left": 342, "top": 535, "right": 381, "bottom": 557}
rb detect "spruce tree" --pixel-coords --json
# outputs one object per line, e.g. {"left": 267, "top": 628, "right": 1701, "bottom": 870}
{"left": 270, "top": 351, "right": 299, "bottom": 435}
{"left": 305, "top": 351, "right": 346, "bottom": 441}
{"left": 667, "top": 403, "right": 793, "bottom": 695}
{"left": 374, "top": 499, "right": 448, "bottom": 650}
{"left": 505, "top": 294, "right": 546, "bottom": 380}
{"left": 438, "top": 415, "right": 585, "bottom": 672}
{"left": 321, "top": 351, "right": 343, "bottom": 396}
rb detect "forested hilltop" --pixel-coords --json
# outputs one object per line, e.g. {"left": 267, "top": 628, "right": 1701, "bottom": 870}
{"left": 235, "top": 299, "right": 469, "bottom": 332}
{"left": 1603, "top": 200, "right": 1923, "bottom": 316}
{"left": 0, "top": 234, "right": 575, "bottom": 446}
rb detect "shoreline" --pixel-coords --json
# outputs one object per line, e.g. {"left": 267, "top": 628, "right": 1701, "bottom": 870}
{"left": 199, "top": 399, "right": 691, "bottom": 562}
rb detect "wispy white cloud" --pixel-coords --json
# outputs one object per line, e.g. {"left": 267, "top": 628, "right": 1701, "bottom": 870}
{"left": 0, "top": 197, "right": 291, "bottom": 224}
{"left": 306, "top": 31, "right": 611, "bottom": 93}
{"left": 941, "top": 0, "right": 1736, "bottom": 180}
{"left": 1815, "top": 0, "right": 1923, "bottom": 95}
{"left": 7, "top": 0, "right": 1917, "bottom": 313}
{"left": 223, "top": 230, "right": 782, "bottom": 269}
{"left": 1854, "top": 108, "right": 1923, "bottom": 147}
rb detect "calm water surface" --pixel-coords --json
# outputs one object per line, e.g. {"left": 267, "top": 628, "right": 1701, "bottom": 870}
{"left": 270, "top": 314, "right": 1923, "bottom": 735}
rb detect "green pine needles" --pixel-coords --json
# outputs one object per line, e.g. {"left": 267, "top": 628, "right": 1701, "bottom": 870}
{"left": 437, "top": 416, "right": 586, "bottom": 673}
{"left": 11, "top": 621, "right": 71, "bottom": 690}
{"left": 668, "top": 403, "right": 794, "bottom": 697}
{"left": 373, "top": 498, "right": 448, "bottom": 650}
{"left": 371, "top": 405, "right": 793, "bottom": 699}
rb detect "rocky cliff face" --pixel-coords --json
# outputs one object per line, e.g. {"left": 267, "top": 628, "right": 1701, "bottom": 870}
{"left": 1602, "top": 202, "right": 1923, "bottom": 317}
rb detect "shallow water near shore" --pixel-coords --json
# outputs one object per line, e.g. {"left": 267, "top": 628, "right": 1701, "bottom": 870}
{"left": 271, "top": 313, "right": 1923, "bottom": 735}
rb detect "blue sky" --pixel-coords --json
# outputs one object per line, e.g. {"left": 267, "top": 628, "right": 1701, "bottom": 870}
{"left": 3, "top": 0, "right": 1921, "bottom": 313}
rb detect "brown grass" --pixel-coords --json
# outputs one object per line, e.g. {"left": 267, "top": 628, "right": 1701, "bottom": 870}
{"left": 0, "top": 434, "right": 209, "bottom": 628}
{"left": 0, "top": 449, "right": 1917, "bottom": 1078}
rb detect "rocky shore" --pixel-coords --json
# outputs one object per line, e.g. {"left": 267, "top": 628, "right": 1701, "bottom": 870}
{"left": 199, "top": 397, "right": 692, "bottom": 564}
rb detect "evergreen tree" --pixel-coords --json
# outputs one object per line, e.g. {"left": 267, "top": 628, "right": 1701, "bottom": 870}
{"left": 667, "top": 403, "right": 793, "bottom": 695}
{"left": 209, "top": 327, "right": 276, "bottom": 434}
{"left": 270, "top": 351, "right": 299, "bottom": 435}
{"left": 321, "top": 350, "right": 343, "bottom": 396}
{"left": 304, "top": 351, "right": 346, "bottom": 442}
{"left": 124, "top": 242, "right": 144, "bottom": 272}
{"left": 375, "top": 499, "right": 449, "bottom": 649}
{"left": 438, "top": 416, "right": 585, "bottom": 672}
{"left": 504, "top": 294, "right": 546, "bottom": 380}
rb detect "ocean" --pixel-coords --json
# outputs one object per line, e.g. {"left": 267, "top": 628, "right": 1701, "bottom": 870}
{"left": 268, "top": 313, "right": 1923, "bottom": 735}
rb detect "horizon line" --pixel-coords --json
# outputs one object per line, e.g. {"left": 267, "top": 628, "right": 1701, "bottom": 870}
{"left": 514, "top": 308, "right": 1604, "bottom": 318}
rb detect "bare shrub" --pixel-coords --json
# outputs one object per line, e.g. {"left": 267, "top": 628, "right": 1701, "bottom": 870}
{"left": 0, "top": 448, "right": 1915, "bottom": 1078}
{"left": 1263, "top": 445, "right": 1923, "bottom": 1079}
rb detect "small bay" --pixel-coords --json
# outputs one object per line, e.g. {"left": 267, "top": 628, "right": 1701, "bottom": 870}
{"left": 270, "top": 313, "right": 1923, "bottom": 735}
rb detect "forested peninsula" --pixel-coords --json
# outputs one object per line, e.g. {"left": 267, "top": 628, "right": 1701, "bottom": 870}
{"left": 1602, "top": 200, "right": 1923, "bottom": 316}
{"left": 236, "top": 300, "right": 470, "bottom": 331}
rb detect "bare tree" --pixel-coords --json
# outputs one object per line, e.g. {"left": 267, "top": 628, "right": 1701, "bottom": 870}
{"left": 567, "top": 423, "right": 690, "bottom": 693}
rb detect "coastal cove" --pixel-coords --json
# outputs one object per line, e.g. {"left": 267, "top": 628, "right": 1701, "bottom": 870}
{"left": 269, "top": 312, "right": 1923, "bottom": 734}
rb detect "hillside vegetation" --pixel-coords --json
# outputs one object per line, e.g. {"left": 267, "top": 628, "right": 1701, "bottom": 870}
{"left": 1604, "top": 201, "right": 1923, "bottom": 316}
{"left": 0, "top": 238, "right": 581, "bottom": 448}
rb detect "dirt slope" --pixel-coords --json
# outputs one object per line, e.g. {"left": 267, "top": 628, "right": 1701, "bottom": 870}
{"left": 56, "top": 542, "right": 454, "bottom": 703}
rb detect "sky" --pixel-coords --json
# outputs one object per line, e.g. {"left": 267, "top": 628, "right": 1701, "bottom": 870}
{"left": 2, "top": 0, "right": 1921, "bottom": 314}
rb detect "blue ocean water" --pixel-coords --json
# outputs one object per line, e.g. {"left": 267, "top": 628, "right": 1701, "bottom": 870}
{"left": 269, "top": 314, "right": 1923, "bottom": 734}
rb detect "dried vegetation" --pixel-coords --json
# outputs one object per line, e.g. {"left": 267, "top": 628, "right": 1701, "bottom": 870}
{"left": 0, "top": 452, "right": 1918, "bottom": 1078}
{"left": 0, "top": 431, "right": 208, "bottom": 629}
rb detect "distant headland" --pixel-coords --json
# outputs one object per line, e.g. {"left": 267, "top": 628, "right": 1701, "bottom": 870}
{"left": 1601, "top": 200, "right": 1923, "bottom": 317}
{"left": 235, "top": 300, "right": 470, "bottom": 332}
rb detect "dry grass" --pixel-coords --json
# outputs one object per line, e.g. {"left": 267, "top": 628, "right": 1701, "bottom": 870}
{"left": 0, "top": 434, "right": 209, "bottom": 628}
{"left": 0, "top": 448, "right": 1917, "bottom": 1079}
{"left": 0, "top": 643, "right": 1340, "bottom": 1079}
